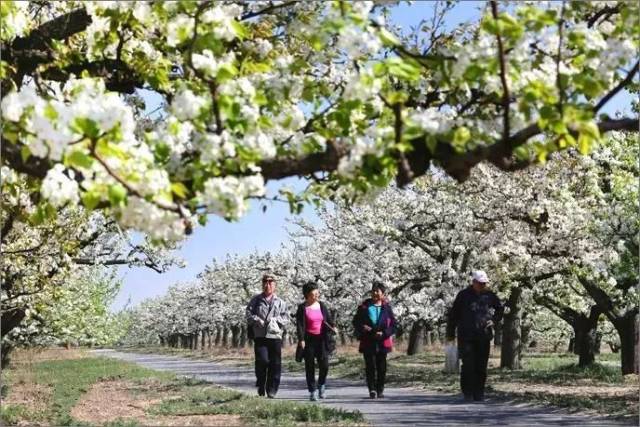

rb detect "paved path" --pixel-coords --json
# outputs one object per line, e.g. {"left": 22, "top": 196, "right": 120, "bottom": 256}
{"left": 94, "top": 350, "right": 631, "bottom": 426}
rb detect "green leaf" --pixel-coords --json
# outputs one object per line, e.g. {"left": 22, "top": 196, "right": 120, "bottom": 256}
{"left": 72, "top": 117, "right": 101, "bottom": 139}
{"left": 514, "top": 145, "right": 529, "bottom": 161}
{"left": 378, "top": 28, "right": 399, "bottom": 46}
{"left": 231, "top": 20, "right": 248, "bottom": 40}
{"left": 171, "top": 182, "right": 189, "bottom": 199}
{"left": 20, "top": 146, "right": 31, "bottom": 163}
{"left": 452, "top": 126, "right": 471, "bottom": 149}
{"left": 66, "top": 150, "right": 94, "bottom": 169}
{"left": 81, "top": 191, "right": 102, "bottom": 210}
{"left": 108, "top": 184, "right": 127, "bottom": 207}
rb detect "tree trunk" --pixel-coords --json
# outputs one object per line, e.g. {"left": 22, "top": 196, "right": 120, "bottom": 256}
{"left": 425, "top": 329, "right": 432, "bottom": 347}
{"left": 207, "top": 329, "right": 212, "bottom": 349}
{"left": 281, "top": 329, "right": 288, "bottom": 348}
{"left": 567, "top": 337, "right": 574, "bottom": 353}
{"left": 215, "top": 326, "right": 222, "bottom": 346}
{"left": 222, "top": 327, "right": 229, "bottom": 347}
{"left": 407, "top": 320, "right": 425, "bottom": 356}
{"left": 493, "top": 321, "right": 503, "bottom": 347}
{"left": 612, "top": 311, "right": 639, "bottom": 375}
{"left": 500, "top": 287, "right": 522, "bottom": 369}
{"left": 339, "top": 331, "right": 347, "bottom": 346}
{"left": 231, "top": 325, "right": 240, "bottom": 347}
{"left": 574, "top": 307, "right": 601, "bottom": 367}
{"left": 239, "top": 325, "right": 247, "bottom": 348}
{"left": 201, "top": 330, "right": 206, "bottom": 350}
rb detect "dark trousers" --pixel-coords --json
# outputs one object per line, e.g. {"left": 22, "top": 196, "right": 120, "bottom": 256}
{"left": 304, "top": 333, "right": 329, "bottom": 392}
{"left": 459, "top": 338, "right": 491, "bottom": 399}
{"left": 254, "top": 337, "right": 282, "bottom": 395}
{"left": 363, "top": 351, "right": 387, "bottom": 393}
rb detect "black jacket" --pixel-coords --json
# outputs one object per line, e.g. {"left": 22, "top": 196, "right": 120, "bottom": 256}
{"left": 295, "top": 301, "right": 336, "bottom": 356}
{"left": 446, "top": 286, "right": 504, "bottom": 341}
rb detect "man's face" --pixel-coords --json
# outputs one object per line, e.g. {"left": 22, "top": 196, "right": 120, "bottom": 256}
{"left": 472, "top": 279, "right": 488, "bottom": 293}
{"left": 371, "top": 288, "right": 384, "bottom": 301}
{"left": 262, "top": 278, "right": 276, "bottom": 296}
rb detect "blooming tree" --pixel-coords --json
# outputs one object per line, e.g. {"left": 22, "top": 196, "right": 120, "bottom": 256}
{"left": 1, "top": 1, "right": 637, "bottom": 242}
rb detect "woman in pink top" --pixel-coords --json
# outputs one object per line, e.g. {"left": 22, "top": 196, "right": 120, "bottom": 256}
{"left": 295, "top": 282, "right": 337, "bottom": 401}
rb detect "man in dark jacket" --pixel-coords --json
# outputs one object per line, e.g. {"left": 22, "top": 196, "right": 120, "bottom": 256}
{"left": 352, "top": 281, "right": 396, "bottom": 399}
{"left": 446, "top": 270, "right": 503, "bottom": 402}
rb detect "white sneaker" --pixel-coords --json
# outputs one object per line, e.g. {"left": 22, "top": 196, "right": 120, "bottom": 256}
{"left": 310, "top": 391, "right": 318, "bottom": 401}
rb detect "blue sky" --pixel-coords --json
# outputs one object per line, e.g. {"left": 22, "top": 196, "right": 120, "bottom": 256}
{"left": 110, "top": 1, "right": 636, "bottom": 311}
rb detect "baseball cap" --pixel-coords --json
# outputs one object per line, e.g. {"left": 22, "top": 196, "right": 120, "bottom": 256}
{"left": 472, "top": 270, "right": 489, "bottom": 283}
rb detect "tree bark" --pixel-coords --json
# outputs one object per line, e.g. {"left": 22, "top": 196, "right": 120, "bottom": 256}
{"left": 574, "top": 306, "right": 602, "bottom": 367}
{"left": 493, "top": 321, "right": 503, "bottom": 347}
{"left": 239, "top": 325, "right": 247, "bottom": 348}
{"left": 407, "top": 320, "right": 426, "bottom": 356}
{"left": 222, "top": 327, "right": 229, "bottom": 347}
{"left": 215, "top": 326, "right": 222, "bottom": 346}
{"left": 612, "top": 311, "right": 639, "bottom": 375}
{"left": 500, "top": 287, "right": 523, "bottom": 369}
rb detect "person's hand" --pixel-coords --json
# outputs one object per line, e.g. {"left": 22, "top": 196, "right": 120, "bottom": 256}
{"left": 363, "top": 325, "right": 372, "bottom": 332}
{"left": 375, "top": 331, "right": 383, "bottom": 338}
{"left": 299, "top": 340, "right": 305, "bottom": 349}
{"left": 257, "top": 319, "right": 265, "bottom": 327}
{"left": 486, "top": 320, "right": 494, "bottom": 328}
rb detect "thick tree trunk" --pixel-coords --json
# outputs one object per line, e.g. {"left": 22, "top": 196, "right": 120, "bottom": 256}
{"left": 425, "top": 329, "right": 432, "bottom": 347}
{"left": 501, "top": 287, "right": 522, "bottom": 370}
{"left": 613, "top": 312, "right": 639, "bottom": 375}
{"left": 574, "top": 307, "right": 601, "bottom": 367}
{"left": 407, "top": 320, "right": 426, "bottom": 356}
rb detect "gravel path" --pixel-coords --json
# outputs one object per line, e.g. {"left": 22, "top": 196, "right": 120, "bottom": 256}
{"left": 94, "top": 349, "right": 631, "bottom": 426}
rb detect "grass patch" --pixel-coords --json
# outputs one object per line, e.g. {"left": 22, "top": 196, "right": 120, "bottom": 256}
{"left": 149, "top": 385, "right": 364, "bottom": 426}
{"left": 8, "top": 356, "right": 172, "bottom": 425}
{"left": 2, "top": 348, "right": 364, "bottom": 426}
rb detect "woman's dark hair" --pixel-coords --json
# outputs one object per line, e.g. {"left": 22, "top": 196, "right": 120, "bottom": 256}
{"left": 302, "top": 282, "right": 318, "bottom": 297}
{"left": 371, "top": 280, "right": 386, "bottom": 294}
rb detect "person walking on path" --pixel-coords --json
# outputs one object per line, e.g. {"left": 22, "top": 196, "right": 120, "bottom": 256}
{"left": 295, "top": 282, "right": 338, "bottom": 401}
{"left": 352, "top": 281, "right": 397, "bottom": 399}
{"left": 245, "top": 273, "right": 289, "bottom": 398}
{"left": 446, "top": 270, "right": 504, "bottom": 402}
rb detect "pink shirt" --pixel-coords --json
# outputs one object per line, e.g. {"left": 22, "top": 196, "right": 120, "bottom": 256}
{"left": 305, "top": 303, "right": 323, "bottom": 335}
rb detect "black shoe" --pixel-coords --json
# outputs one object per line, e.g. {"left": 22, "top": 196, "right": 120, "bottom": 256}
{"left": 463, "top": 394, "right": 473, "bottom": 402}
{"left": 258, "top": 388, "right": 265, "bottom": 397}
{"left": 376, "top": 392, "right": 385, "bottom": 399}
{"left": 369, "top": 391, "right": 376, "bottom": 399}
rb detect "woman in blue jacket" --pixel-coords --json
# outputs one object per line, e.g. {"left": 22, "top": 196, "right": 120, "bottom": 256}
{"left": 352, "top": 281, "right": 396, "bottom": 399}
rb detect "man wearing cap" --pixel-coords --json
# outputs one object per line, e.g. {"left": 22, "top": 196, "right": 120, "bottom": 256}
{"left": 246, "top": 274, "right": 289, "bottom": 398}
{"left": 446, "top": 270, "right": 504, "bottom": 402}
